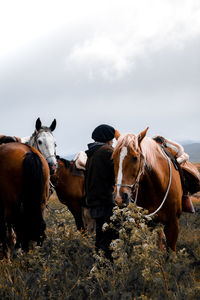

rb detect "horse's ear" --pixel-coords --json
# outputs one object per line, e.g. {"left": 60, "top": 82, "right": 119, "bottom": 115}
{"left": 36, "top": 118, "right": 42, "bottom": 131}
{"left": 115, "top": 130, "right": 120, "bottom": 140}
{"left": 137, "top": 127, "right": 149, "bottom": 145}
{"left": 50, "top": 119, "right": 56, "bottom": 132}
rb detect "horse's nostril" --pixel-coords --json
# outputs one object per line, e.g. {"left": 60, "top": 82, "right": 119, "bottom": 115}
{"left": 122, "top": 193, "right": 129, "bottom": 203}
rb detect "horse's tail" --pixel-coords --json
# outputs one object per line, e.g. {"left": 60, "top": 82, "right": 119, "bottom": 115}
{"left": 22, "top": 150, "right": 44, "bottom": 204}
{"left": 20, "top": 150, "right": 46, "bottom": 249}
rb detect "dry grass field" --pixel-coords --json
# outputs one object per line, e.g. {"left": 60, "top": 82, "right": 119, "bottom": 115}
{"left": 0, "top": 190, "right": 199, "bottom": 299}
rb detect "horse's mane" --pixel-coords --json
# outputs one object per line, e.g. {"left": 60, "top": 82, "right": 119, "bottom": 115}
{"left": 0, "top": 135, "right": 18, "bottom": 145}
{"left": 30, "top": 127, "right": 53, "bottom": 139}
{"left": 141, "top": 137, "right": 165, "bottom": 169}
{"left": 56, "top": 155, "right": 72, "bottom": 168}
{"left": 113, "top": 134, "right": 165, "bottom": 169}
{"left": 113, "top": 134, "right": 138, "bottom": 160}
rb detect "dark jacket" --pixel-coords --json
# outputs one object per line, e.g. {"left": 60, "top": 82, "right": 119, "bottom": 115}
{"left": 85, "top": 142, "right": 115, "bottom": 209}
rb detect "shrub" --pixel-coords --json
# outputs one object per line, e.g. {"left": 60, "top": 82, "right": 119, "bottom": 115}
{"left": 0, "top": 196, "right": 199, "bottom": 299}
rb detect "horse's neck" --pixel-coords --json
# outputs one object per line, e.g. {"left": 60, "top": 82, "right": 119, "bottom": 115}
{"left": 28, "top": 136, "right": 36, "bottom": 147}
{"left": 21, "top": 136, "right": 31, "bottom": 145}
{"left": 21, "top": 136, "right": 38, "bottom": 151}
{"left": 141, "top": 161, "right": 168, "bottom": 193}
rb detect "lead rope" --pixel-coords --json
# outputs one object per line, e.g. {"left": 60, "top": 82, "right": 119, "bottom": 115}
{"left": 144, "top": 149, "right": 172, "bottom": 218}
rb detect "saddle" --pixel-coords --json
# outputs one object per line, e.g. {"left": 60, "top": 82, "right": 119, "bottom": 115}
{"left": 181, "top": 161, "right": 200, "bottom": 194}
{"left": 153, "top": 135, "right": 200, "bottom": 193}
{"left": 74, "top": 151, "right": 87, "bottom": 170}
{"left": 153, "top": 136, "right": 200, "bottom": 213}
{"left": 0, "top": 135, "right": 21, "bottom": 145}
{"left": 70, "top": 162, "right": 85, "bottom": 177}
{"left": 70, "top": 151, "right": 87, "bottom": 177}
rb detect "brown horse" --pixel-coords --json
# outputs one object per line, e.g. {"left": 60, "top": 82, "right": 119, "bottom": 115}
{"left": 51, "top": 156, "right": 96, "bottom": 233}
{"left": 0, "top": 142, "right": 49, "bottom": 258}
{"left": 51, "top": 157, "right": 85, "bottom": 230}
{"left": 112, "top": 127, "right": 182, "bottom": 252}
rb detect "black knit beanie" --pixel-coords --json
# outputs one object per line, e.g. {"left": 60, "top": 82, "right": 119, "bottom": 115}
{"left": 92, "top": 124, "right": 115, "bottom": 142}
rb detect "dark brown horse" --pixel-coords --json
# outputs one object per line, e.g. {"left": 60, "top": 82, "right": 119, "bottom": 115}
{"left": 0, "top": 142, "right": 49, "bottom": 258}
{"left": 112, "top": 128, "right": 182, "bottom": 252}
{"left": 51, "top": 157, "right": 85, "bottom": 230}
{"left": 51, "top": 156, "right": 95, "bottom": 233}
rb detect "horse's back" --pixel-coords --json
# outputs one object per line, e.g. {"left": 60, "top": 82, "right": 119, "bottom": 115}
{"left": 52, "top": 158, "right": 85, "bottom": 200}
{"left": 0, "top": 142, "right": 49, "bottom": 204}
{"left": 0, "top": 143, "right": 27, "bottom": 198}
{"left": 51, "top": 158, "right": 85, "bottom": 230}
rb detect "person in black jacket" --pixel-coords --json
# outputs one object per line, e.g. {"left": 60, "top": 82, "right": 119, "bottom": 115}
{"left": 85, "top": 124, "right": 120, "bottom": 261}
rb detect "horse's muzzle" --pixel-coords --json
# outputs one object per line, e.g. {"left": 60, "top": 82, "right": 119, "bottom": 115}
{"left": 48, "top": 162, "right": 57, "bottom": 175}
{"left": 114, "top": 193, "right": 130, "bottom": 207}
{"left": 122, "top": 192, "right": 130, "bottom": 205}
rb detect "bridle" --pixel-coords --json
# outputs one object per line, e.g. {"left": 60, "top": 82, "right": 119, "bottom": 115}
{"left": 115, "top": 147, "right": 172, "bottom": 218}
{"left": 30, "top": 129, "right": 56, "bottom": 160}
{"left": 115, "top": 153, "right": 145, "bottom": 204}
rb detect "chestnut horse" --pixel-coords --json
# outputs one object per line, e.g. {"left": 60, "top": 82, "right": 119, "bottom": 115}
{"left": 51, "top": 156, "right": 96, "bottom": 233}
{"left": 112, "top": 127, "right": 182, "bottom": 252}
{"left": 0, "top": 142, "right": 49, "bottom": 258}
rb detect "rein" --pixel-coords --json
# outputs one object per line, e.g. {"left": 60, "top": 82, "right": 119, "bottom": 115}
{"left": 145, "top": 149, "right": 172, "bottom": 217}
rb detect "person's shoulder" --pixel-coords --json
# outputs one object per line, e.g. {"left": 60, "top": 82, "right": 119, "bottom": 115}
{"left": 96, "top": 145, "right": 113, "bottom": 159}
{"left": 99, "top": 145, "right": 113, "bottom": 152}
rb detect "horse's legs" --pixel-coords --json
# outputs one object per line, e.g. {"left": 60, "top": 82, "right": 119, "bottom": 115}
{"left": 67, "top": 204, "right": 85, "bottom": 231}
{"left": 157, "top": 230, "right": 166, "bottom": 251}
{"left": 0, "top": 230, "right": 8, "bottom": 259}
{"left": 0, "top": 205, "right": 9, "bottom": 259}
{"left": 164, "top": 218, "right": 179, "bottom": 252}
{"left": 74, "top": 213, "right": 85, "bottom": 231}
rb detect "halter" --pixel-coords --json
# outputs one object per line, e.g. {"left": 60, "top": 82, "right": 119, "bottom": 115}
{"left": 30, "top": 129, "right": 56, "bottom": 160}
{"left": 115, "top": 147, "right": 172, "bottom": 218}
{"left": 115, "top": 153, "right": 145, "bottom": 204}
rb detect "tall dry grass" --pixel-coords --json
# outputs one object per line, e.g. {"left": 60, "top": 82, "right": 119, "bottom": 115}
{"left": 0, "top": 192, "right": 199, "bottom": 299}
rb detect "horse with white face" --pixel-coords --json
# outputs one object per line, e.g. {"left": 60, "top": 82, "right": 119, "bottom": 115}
{"left": 112, "top": 127, "right": 182, "bottom": 252}
{"left": 22, "top": 118, "right": 57, "bottom": 175}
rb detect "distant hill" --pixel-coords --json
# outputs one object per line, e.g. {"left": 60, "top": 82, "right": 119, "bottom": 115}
{"left": 57, "top": 153, "right": 76, "bottom": 161}
{"left": 184, "top": 143, "right": 200, "bottom": 163}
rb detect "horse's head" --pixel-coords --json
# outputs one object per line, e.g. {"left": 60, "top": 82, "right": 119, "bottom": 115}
{"left": 30, "top": 118, "right": 57, "bottom": 174}
{"left": 112, "top": 127, "right": 149, "bottom": 207}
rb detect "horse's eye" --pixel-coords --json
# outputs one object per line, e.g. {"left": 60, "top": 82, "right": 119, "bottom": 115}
{"left": 38, "top": 140, "right": 42, "bottom": 145}
{"left": 133, "top": 157, "right": 138, "bottom": 162}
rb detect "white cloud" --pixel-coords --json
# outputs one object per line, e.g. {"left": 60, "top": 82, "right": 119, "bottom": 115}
{"left": 65, "top": 0, "right": 200, "bottom": 80}
{"left": 67, "top": 36, "right": 133, "bottom": 80}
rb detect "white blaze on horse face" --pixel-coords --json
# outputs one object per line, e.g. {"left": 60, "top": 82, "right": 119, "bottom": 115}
{"left": 37, "top": 131, "right": 57, "bottom": 166}
{"left": 116, "top": 146, "right": 127, "bottom": 197}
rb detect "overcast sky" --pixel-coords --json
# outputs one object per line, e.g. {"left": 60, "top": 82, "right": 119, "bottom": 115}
{"left": 0, "top": 0, "right": 200, "bottom": 156}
